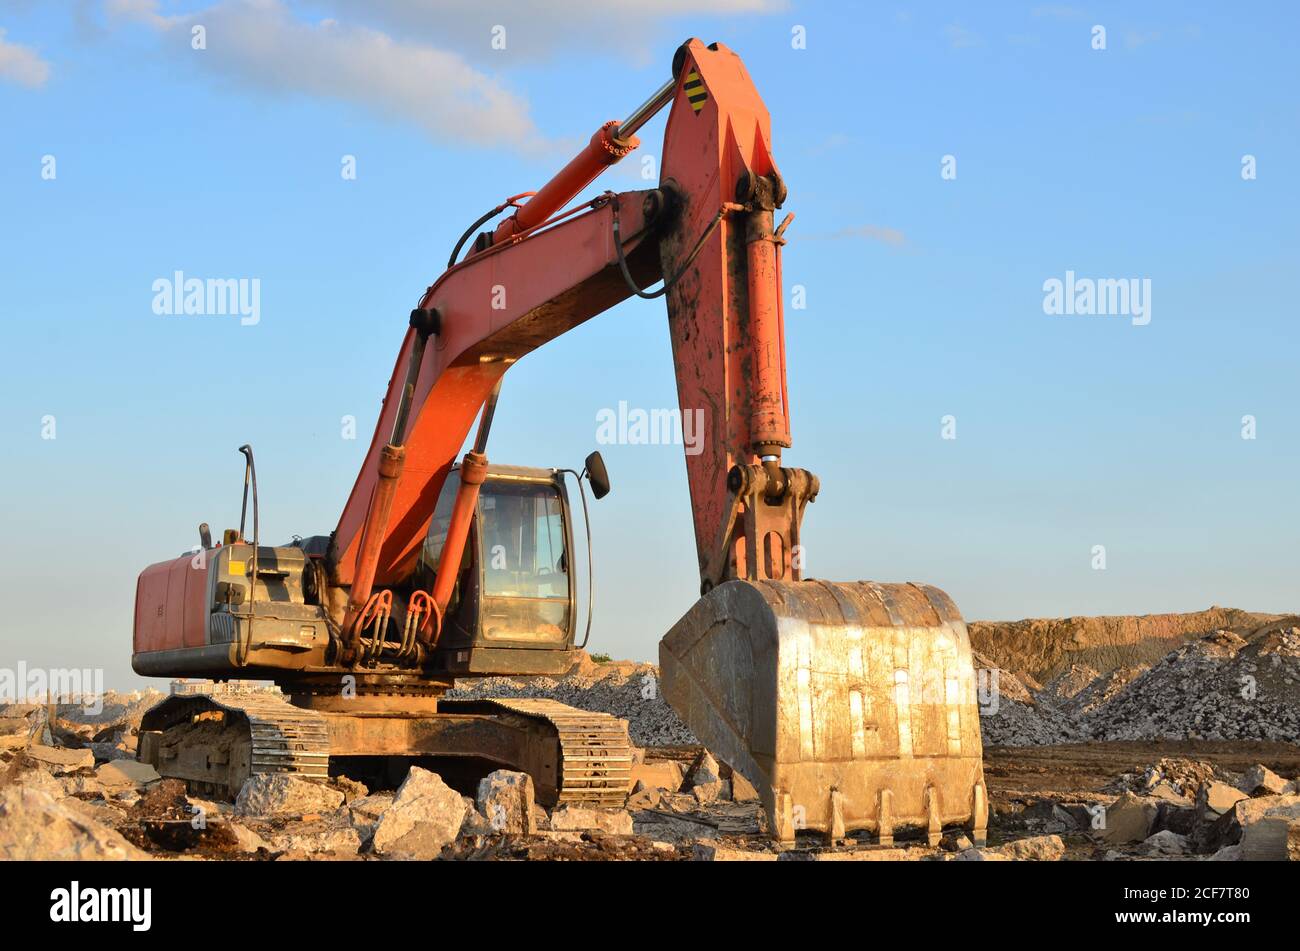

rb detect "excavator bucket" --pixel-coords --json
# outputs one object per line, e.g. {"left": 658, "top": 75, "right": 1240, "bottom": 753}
{"left": 660, "top": 579, "right": 987, "bottom": 845}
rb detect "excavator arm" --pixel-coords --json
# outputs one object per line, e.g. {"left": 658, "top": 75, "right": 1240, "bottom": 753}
{"left": 333, "top": 39, "right": 813, "bottom": 628}
{"left": 326, "top": 38, "right": 988, "bottom": 845}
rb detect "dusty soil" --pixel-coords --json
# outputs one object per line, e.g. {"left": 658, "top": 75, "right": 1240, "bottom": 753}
{"left": 984, "top": 741, "right": 1300, "bottom": 799}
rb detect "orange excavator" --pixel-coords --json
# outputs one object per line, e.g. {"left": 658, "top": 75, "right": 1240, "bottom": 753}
{"left": 132, "top": 39, "right": 987, "bottom": 845}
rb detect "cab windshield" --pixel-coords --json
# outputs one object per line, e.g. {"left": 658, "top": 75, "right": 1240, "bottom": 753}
{"left": 478, "top": 480, "right": 570, "bottom": 641}
{"left": 420, "top": 473, "right": 571, "bottom": 643}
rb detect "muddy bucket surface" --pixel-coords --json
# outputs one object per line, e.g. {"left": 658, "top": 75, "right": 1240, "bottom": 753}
{"left": 659, "top": 579, "right": 987, "bottom": 844}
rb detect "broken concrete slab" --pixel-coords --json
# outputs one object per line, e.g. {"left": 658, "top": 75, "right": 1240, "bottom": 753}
{"left": 1239, "top": 764, "right": 1289, "bottom": 797}
{"left": 629, "top": 760, "right": 684, "bottom": 793}
{"left": 1235, "top": 797, "right": 1300, "bottom": 860}
{"left": 225, "top": 822, "right": 273, "bottom": 853}
{"left": 1100, "top": 792, "right": 1158, "bottom": 844}
{"left": 459, "top": 797, "right": 495, "bottom": 838}
{"left": 271, "top": 821, "right": 363, "bottom": 856}
{"left": 959, "top": 835, "right": 1065, "bottom": 861}
{"left": 370, "top": 767, "right": 466, "bottom": 859}
{"left": 235, "top": 773, "right": 345, "bottom": 817}
{"left": 96, "top": 759, "right": 160, "bottom": 788}
{"left": 1197, "top": 781, "right": 1249, "bottom": 819}
{"left": 333, "top": 776, "right": 369, "bottom": 803}
{"left": 627, "top": 782, "right": 663, "bottom": 811}
{"left": 0, "top": 786, "right": 149, "bottom": 860}
{"left": 691, "top": 780, "right": 726, "bottom": 805}
{"left": 1140, "top": 830, "right": 1189, "bottom": 857}
{"left": 729, "top": 770, "right": 759, "bottom": 803}
{"left": 476, "top": 769, "right": 536, "bottom": 835}
{"left": 25, "top": 744, "right": 95, "bottom": 774}
{"left": 550, "top": 805, "right": 633, "bottom": 835}
{"left": 684, "top": 750, "right": 720, "bottom": 788}
{"left": 347, "top": 792, "right": 393, "bottom": 825}
{"left": 692, "top": 840, "right": 777, "bottom": 861}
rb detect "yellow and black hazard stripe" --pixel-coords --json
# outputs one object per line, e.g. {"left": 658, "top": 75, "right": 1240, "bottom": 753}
{"left": 683, "top": 70, "right": 707, "bottom": 114}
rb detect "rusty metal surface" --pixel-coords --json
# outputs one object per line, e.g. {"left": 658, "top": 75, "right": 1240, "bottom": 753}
{"left": 660, "top": 578, "right": 988, "bottom": 843}
{"left": 475, "top": 698, "right": 632, "bottom": 806}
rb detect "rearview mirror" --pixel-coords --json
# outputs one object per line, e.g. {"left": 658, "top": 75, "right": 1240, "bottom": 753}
{"left": 584, "top": 451, "right": 611, "bottom": 500}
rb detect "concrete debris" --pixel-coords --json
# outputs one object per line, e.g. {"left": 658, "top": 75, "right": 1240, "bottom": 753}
{"left": 685, "top": 750, "right": 721, "bottom": 787}
{"left": 476, "top": 769, "right": 536, "bottom": 835}
{"left": 1234, "top": 796, "right": 1300, "bottom": 860}
{"left": 941, "top": 833, "right": 974, "bottom": 851}
{"left": 728, "top": 770, "right": 760, "bottom": 803}
{"left": 333, "top": 776, "right": 369, "bottom": 803}
{"left": 346, "top": 792, "right": 394, "bottom": 845}
{"left": 370, "top": 767, "right": 466, "bottom": 859}
{"left": 692, "top": 840, "right": 777, "bottom": 861}
{"left": 1100, "top": 792, "right": 1158, "bottom": 845}
{"left": 1239, "top": 764, "right": 1289, "bottom": 797}
{"left": 627, "top": 782, "right": 663, "bottom": 811}
{"left": 691, "top": 781, "right": 726, "bottom": 805}
{"left": 271, "top": 821, "right": 363, "bottom": 856}
{"left": 9, "top": 612, "right": 1299, "bottom": 863}
{"left": 25, "top": 744, "right": 95, "bottom": 774}
{"left": 459, "top": 798, "right": 496, "bottom": 838}
{"left": 956, "top": 835, "right": 1065, "bottom": 862}
{"left": 0, "top": 786, "right": 149, "bottom": 860}
{"left": 549, "top": 806, "right": 634, "bottom": 835}
{"left": 629, "top": 760, "right": 683, "bottom": 793}
{"left": 1140, "top": 830, "right": 1189, "bottom": 857}
{"left": 96, "top": 759, "right": 160, "bottom": 788}
{"left": 234, "top": 774, "right": 345, "bottom": 817}
{"left": 1197, "top": 781, "right": 1249, "bottom": 820}
{"left": 225, "top": 822, "right": 272, "bottom": 853}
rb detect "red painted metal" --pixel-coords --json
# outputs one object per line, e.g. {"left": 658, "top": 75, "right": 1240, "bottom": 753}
{"left": 430, "top": 450, "right": 487, "bottom": 615}
{"left": 333, "top": 195, "right": 658, "bottom": 587}
{"left": 334, "top": 38, "right": 796, "bottom": 596}
{"left": 489, "top": 122, "right": 638, "bottom": 246}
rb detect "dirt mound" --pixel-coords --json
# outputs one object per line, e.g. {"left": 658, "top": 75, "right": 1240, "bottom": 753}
{"left": 969, "top": 607, "right": 1280, "bottom": 685}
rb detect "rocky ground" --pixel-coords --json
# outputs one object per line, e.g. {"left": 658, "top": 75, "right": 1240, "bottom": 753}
{"left": 3, "top": 607, "right": 1298, "bottom": 862}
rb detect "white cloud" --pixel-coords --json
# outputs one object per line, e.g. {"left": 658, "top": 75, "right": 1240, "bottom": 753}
{"left": 945, "top": 22, "right": 982, "bottom": 49}
{"left": 0, "top": 28, "right": 51, "bottom": 88}
{"left": 314, "top": 0, "right": 785, "bottom": 61}
{"left": 109, "top": 0, "right": 544, "bottom": 151}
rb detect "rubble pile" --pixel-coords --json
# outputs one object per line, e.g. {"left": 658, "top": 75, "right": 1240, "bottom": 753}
{"left": 446, "top": 657, "right": 697, "bottom": 747}
{"left": 978, "top": 622, "right": 1300, "bottom": 746}
{"left": 4, "top": 608, "right": 1299, "bottom": 861}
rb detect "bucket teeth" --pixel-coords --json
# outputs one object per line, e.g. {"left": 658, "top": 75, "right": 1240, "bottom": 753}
{"left": 660, "top": 578, "right": 986, "bottom": 844}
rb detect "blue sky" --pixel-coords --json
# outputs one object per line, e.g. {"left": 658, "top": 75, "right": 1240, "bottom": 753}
{"left": 2, "top": 1, "right": 1296, "bottom": 688}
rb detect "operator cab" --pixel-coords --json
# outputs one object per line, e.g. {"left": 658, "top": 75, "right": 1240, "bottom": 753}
{"left": 418, "top": 460, "right": 604, "bottom": 677}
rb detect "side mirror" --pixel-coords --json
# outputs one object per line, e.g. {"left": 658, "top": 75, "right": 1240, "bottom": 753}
{"left": 584, "top": 451, "right": 611, "bottom": 500}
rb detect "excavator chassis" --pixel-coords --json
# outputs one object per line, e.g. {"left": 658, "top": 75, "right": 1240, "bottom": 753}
{"left": 138, "top": 693, "right": 632, "bottom": 807}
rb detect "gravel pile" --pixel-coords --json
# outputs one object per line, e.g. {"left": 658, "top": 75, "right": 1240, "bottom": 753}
{"left": 446, "top": 661, "right": 698, "bottom": 748}
{"left": 1086, "top": 627, "right": 1300, "bottom": 742}
{"left": 979, "top": 624, "right": 1300, "bottom": 746}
